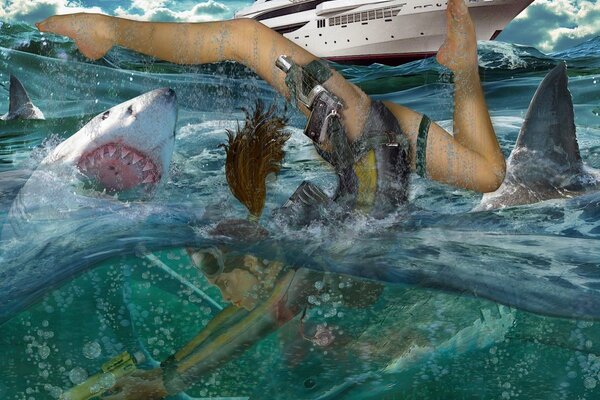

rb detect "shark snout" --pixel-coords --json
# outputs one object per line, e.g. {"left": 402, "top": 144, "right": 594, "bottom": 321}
{"left": 163, "top": 88, "right": 176, "bottom": 100}
{"left": 151, "top": 87, "right": 177, "bottom": 105}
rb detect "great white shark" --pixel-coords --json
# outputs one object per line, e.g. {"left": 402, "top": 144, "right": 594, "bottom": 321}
{"left": 0, "top": 88, "right": 214, "bottom": 326}
{"left": 477, "top": 62, "right": 600, "bottom": 210}
{"left": 1, "top": 75, "right": 45, "bottom": 121}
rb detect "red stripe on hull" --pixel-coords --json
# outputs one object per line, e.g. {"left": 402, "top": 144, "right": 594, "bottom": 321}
{"left": 325, "top": 51, "right": 437, "bottom": 66}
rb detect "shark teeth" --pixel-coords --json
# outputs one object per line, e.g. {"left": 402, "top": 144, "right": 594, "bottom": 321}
{"left": 142, "top": 161, "right": 154, "bottom": 172}
{"left": 142, "top": 174, "right": 156, "bottom": 184}
{"left": 131, "top": 153, "right": 143, "bottom": 165}
{"left": 77, "top": 142, "right": 161, "bottom": 190}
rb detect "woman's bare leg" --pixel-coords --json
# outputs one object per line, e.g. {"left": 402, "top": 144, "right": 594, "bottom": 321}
{"left": 436, "top": 0, "right": 505, "bottom": 179}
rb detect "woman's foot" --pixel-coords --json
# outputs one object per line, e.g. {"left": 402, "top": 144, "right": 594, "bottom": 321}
{"left": 36, "top": 13, "right": 116, "bottom": 60}
{"left": 436, "top": 0, "right": 479, "bottom": 74}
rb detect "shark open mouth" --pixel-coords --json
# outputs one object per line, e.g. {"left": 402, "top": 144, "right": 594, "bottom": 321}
{"left": 77, "top": 143, "right": 160, "bottom": 192}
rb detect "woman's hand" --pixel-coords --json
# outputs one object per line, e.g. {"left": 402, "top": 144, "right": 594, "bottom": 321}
{"left": 36, "top": 13, "right": 116, "bottom": 60}
{"left": 101, "top": 368, "right": 168, "bottom": 400}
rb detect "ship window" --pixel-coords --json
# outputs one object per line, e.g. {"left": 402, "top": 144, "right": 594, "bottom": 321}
{"left": 361, "top": 11, "right": 368, "bottom": 20}
{"left": 384, "top": 10, "right": 391, "bottom": 17}
{"left": 335, "top": 16, "right": 340, "bottom": 25}
{"left": 392, "top": 8, "right": 401, "bottom": 16}
{"left": 385, "top": 19, "right": 392, "bottom": 22}
{"left": 368, "top": 10, "right": 375, "bottom": 19}
{"left": 376, "top": 10, "right": 383, "bottom": 18}
{"left": 414, "top": 5, "right": 422, "bottom": 9}
{"left": 329, "top": 17, "right": 334, "bottom": 25}
{"left": 341, "top": 15, "right": 347, "bottom": 24}
{"left": 256, "top": 0, "right": 330, "bottom": 21}
{"left": 348, "top": 15, "right": 354, "bottom": 23}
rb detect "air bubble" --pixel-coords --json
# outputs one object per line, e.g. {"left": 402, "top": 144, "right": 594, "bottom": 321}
{"left": 83, "top": 341, "right": 102, "bottom": 359}
{"left": 69, "top": 367, "right": 88, "bottom": 384}
{"left": 39, "top": 345, "right": 51, "bottom": 359}
{"left": 99, "top": 372, "right": 117, "bottom": 389}
{"left": 584, "top": 377, "right": 596, "bottom": 389}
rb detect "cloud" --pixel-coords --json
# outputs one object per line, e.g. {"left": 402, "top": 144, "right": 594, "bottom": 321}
{"left": 500, "top": 0, "right": 600, "bottom": 52}
{"left": 115, "top": 0, "right": 230, "bottom": 22}
{"left": 2, "top": 0, "right": 105, "bottom": 24}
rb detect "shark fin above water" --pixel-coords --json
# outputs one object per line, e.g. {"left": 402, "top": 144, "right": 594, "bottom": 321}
{"left": 9, "top": 75, "right": 33, "bottom": 115}
{"left": 478, "top": 62, "right": 600, "bottom": 210}
{"left": 2, "top": 75, "right": 45, "bottom": 121}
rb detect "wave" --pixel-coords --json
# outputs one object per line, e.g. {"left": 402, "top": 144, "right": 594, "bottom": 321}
{"left": 3, "top": 22, "right": 600, "bottom": 79}
{"left": 551, "top": 36, "right": 600, "bottom": 60}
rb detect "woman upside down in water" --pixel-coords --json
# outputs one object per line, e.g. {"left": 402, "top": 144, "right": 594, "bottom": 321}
{"left": 37, "top": 0, "right": 506, "bottom": 398}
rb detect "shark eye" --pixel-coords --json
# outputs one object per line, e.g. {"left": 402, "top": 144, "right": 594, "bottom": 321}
{"left": 102, "top": 111, "right": 110, "bottom": 120}
{"left": 127, "top": 105, "right": 134, "bottom": 115}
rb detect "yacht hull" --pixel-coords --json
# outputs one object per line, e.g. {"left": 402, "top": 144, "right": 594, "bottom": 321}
{"left": 235, "top": 0, "right": 534, "bottom": 65}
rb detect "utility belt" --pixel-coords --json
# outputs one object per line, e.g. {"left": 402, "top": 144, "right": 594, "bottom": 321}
{"left": 276, "top": 55, "right": 412, "bottom": 218}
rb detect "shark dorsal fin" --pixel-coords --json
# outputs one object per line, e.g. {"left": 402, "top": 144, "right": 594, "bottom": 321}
{"left": 9, "top": 75, "right": 33, "bottom": 114}
{"left": 511, "top": 62, "right": 581, "bottom": 175}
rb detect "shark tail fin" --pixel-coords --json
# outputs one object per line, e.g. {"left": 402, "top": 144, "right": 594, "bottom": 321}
{"left": 9, "top": 75, "right": 33, "bottom": 114}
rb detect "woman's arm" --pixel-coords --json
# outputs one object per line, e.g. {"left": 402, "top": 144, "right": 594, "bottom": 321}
{"left": 36, "top": 0, "right": 505, "bottom": 192}
{"left": 160, "top": 268, "right": 317, "bottom": 394}
{"left": 36, "top": 15, "right": 370, "bottom": 140}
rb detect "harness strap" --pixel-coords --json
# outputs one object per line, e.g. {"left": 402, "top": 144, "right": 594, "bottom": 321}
{"left": 416, "top": 114, "right": 431, "bottom": 177}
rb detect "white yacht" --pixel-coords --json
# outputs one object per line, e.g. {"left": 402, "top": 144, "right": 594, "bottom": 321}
{"left": 234, "top": 0, "right": 534, "bottom": 65}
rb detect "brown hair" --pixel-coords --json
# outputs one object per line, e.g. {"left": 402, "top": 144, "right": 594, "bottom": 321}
{"left": 220, "top": 101, "right": 290, "bottom": 219}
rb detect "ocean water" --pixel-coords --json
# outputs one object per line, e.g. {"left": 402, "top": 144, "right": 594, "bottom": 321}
{"left": 1, "top": 21, "right": 600, "bottom": 399}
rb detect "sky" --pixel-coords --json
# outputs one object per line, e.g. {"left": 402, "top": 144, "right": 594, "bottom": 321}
{"left": 0, "top": 0, "right": 599, "bottom": 53}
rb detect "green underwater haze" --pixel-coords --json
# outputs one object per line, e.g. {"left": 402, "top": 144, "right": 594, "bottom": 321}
{"left": 1, "top": 20, "right": 600, "bottom": 399}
